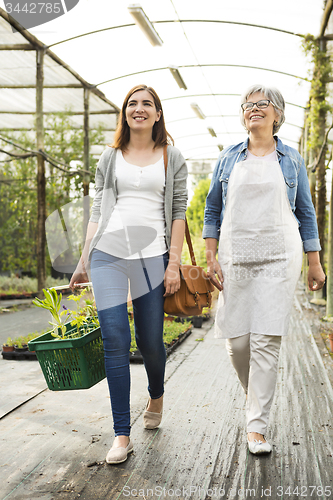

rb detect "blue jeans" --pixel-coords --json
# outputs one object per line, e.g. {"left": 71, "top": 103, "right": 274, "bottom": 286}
{"left": 91, "top": 249, "right": 168, "bottom": 436}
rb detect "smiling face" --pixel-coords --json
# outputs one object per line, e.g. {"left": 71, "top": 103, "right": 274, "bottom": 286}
{"left": 125, "top": 90, "right": 161, "bottom": 133}
{"left": 243, "top": 91, "right": 280, "bottom": 136}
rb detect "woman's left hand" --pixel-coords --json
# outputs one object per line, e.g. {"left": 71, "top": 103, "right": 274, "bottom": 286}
{"left": 163, "top": 263, "right": 181, "bottom": 297}
{"left": 308, "top": 262, "right": 326, "bottom": 291}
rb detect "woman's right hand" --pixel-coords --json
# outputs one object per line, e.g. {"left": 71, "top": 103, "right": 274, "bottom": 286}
{"left": 207, "top": 258, "right": 224, "bottom": 291}
{"left": 69, "top": 260, "right": 89, "bottom": 291}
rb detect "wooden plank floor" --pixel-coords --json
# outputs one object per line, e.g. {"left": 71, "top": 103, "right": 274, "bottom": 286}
{"left": 1, "top": 290, "right": 333, "bottom": 500}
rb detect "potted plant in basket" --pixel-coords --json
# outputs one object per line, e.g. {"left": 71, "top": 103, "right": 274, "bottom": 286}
{"left": 29, "top": 287, "right": 105, "bottom": 391}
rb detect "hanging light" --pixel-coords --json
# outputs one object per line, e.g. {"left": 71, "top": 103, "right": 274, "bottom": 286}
{"left": 190, "top": 103, "right": 205, "bottom": 120}
{"left": 169, "top": 66, "right": 187, "bottom": 90}
{"left": 128, "top": 4, "right": 163, "bottom": 47}
{"left": 207, "top": 127, "right": 217, "bottom": 137}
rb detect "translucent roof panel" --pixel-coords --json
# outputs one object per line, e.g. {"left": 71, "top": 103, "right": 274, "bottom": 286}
{"left": 0, "top": 0, "right": 328, "bottom": 161}
{"left": 0, "top": 12, "right": 119, "bottom": 140}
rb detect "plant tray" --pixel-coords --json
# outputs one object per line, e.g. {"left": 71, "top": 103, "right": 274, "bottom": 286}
{"left": 28, "top": 323, "right": 106, "bottom": 391}
{"left": 130, "top": 326, "right": 192, "bottom": 364}
{"left": 1, "top": 350, "right": 37, "bottom": 361}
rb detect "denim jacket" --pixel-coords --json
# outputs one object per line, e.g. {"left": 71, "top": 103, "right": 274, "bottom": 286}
{"left": 203, "top": 136, "right": 321, "bottom": 253}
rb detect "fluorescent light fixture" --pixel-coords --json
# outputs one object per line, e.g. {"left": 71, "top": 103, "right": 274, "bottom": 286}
{"left": 169, "top": 66, "right": 187, "bottom": 90}
{"left": 217, "top": 144, "right": 224, "bottom": 151}
{"left": 128, "top": 4, "right": 163, "bottom": 47}
{"left": 190, "top": 103, "right": 205, "bottom": 120}
{"left": 208, "top": 127, "right": 217, "bottom": 137}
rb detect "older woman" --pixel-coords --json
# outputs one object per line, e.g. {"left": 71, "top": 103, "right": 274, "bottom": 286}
{"left": 203, "top": 84, "right": 325, "bottom": 455}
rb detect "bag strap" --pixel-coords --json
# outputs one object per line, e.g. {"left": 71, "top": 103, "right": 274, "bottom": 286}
{"left": 163, "top": 145, "right": 197, "bottom": 266}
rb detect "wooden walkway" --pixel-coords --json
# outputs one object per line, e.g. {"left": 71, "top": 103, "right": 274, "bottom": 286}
{"left": 1, "top": 287, "right": 333, "bottom": 500}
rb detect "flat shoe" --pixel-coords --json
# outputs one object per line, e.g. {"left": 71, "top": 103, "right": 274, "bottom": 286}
{"left": 143, "top": 400, "right": 163, "bottom": 429}
{"left": 106, "top": 440, "right": 133, "bottom": 464}
{"left": 248, "top": 439, "right": 272, "bottom": 455}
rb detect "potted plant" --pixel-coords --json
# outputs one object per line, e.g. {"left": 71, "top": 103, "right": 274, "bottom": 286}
{"left": 2, "top": 337, "right": 14, "bottom": 352}
{"left": 191, "top": 315, "right": 203, "bottom": 328}
{"left": 29, "top": 287, "right": 105, "bottom": 391}
{"left": 14, "top": 338, "right": 28, "bottom": 352}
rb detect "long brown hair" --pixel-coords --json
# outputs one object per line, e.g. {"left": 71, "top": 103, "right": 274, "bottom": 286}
{"left": 112, "top": 84, "right": 174, "bottom": 150}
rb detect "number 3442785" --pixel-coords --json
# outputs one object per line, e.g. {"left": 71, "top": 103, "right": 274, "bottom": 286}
{"left": 277, "top": 486, "right": 332, "bottom": 496}
{"left": 5, "top": 3, "right": 62, "bottom": 14}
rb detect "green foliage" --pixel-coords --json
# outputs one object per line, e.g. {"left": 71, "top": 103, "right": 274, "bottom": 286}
{"left": 0, "top": 132, "right": 38, "bottom": 274}
{"left": 32, "top": 287, "right": 98, "bottom": 340}
{"left": 182, "top": 177, "right": 211, "bottom": 269}
{"left": 186, "top": 178, "right": 211, "bottom": 235}
{"left": 66, "top": 289, "right": 99, "bottom": 336}
{"left": 162, "top": 319, "right": 191, "bottom": 345}
{"left": 0, "top": 112, "right": 105, "bottom": 276}
{"left": 14, "top": 338, "right": 27, "bottom": 348}
{"left": 0, "top": 275, "right": 68, "bottom": 294}
{"left": 302, "top": 35, "right": 332, "bottom": 153}
{"left": 129, "top": 318, "right": 191, "bottom": 353}
{"left": 181, "top": 234, "right": 207, "bottom": 269}
{"left": 33, "top": 287, "right": 67, "bottom": 338}
{"left": 2, "top": 330, "right": 46, "bottom": 348}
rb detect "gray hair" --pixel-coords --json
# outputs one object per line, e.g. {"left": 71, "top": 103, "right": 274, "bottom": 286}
{"left": 239, "top": 84, "right": 285, "bottom": 135}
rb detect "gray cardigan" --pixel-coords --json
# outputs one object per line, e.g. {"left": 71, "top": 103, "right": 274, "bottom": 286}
{"left": 88, "top": 146, "right": 188, "bottom": 260}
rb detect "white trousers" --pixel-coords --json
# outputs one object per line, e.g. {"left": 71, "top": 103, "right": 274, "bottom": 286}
{"left": 225, "top": 333, "right": 282, "bottom": 435}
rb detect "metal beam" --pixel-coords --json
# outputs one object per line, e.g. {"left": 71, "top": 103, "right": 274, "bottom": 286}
{"left": 0, "top": 84, "right": 84, "bottom": 89}
{"left": 0, "top": 110, "right": 117, "bottom": 115}
{"left": 319, "top": 0, "right": 333, "bottom": 38}
{"left": 161, "top": 93, "right": 307, "bottom": 110}
{"left": 46, "top": 18, "right": 304, "bottom": 50}
{"left": 83, "top": 88, "right": 90, "bottom": 233}
{"left": 0, "top": 44, "right": 35, "bottom": 50}
{"left": 36, "top": 48, "right": 46, "bottom": 293}
{"left": 168, "top": 115, "right": 303, "bottom": 129}
{"left": 97, "top": 64, "right": 308, "bottom": 87}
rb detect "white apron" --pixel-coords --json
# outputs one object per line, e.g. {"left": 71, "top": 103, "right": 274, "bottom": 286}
{"left": 215, "top": 159, "right": 302, "bottom": 339}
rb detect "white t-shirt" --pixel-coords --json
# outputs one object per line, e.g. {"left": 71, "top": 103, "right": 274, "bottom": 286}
{"left": 246, "top": 150, "right": 277, "bottom": 161}
{"left": 95, "top": 150, "right": 167, "bottom": 259}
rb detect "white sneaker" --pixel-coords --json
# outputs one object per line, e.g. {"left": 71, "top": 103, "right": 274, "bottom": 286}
{"left": 248, "top": 439, "right": 272, "bottom": 455}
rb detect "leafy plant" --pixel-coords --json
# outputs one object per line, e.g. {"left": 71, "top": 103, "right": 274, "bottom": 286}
{"left": 302, "top": 35, "right": 332, "bottom": 153}
{"left": 32, "top": 287, "right": 98, "bottom": 340}
{"left": 4, "top": 336, "right": 14, "bottom": 347}
{"left": 66, "top": 289, "right": 99, "bottom": 336}
{"left": 33, "top": 288, "right": 68, "bottom": 339}
{"left": 14, "top": 338, "right": 27, "bottom": 349}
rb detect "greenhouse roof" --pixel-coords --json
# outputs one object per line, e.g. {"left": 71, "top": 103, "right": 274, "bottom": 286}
{"left": 0, "top": 8, "right": 119, "bottom": 145}
{"left": 0, "top": 1, "right": 332, "bottom": 168}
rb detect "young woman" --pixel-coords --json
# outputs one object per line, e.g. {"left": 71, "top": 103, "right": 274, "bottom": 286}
{"left": 203, "top": 84, "right": 325, "bottom": 455}
{"left": 70, "top": 84, "right": 188, "bottom": 464}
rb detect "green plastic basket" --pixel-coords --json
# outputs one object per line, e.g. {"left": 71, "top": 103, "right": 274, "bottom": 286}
{"left": 28, "top": 322, "right": 106, "bottom": 391}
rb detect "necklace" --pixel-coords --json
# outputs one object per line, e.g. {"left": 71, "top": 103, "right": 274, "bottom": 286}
{"left": 248, "top": 139, "right": 276, "bottom": 157}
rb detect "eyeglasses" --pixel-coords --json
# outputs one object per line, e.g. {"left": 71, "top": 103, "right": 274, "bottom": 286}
{"left": 241, "top": 99, "right": 275, "bottom": 112}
